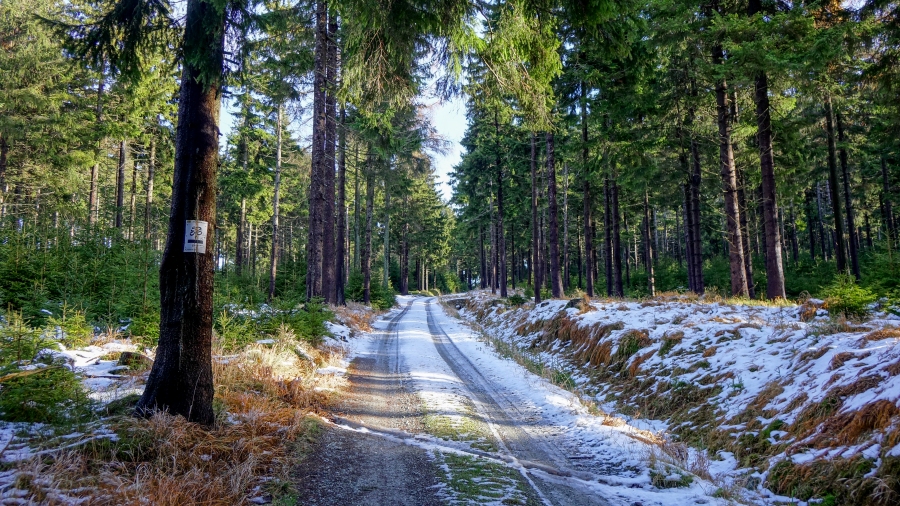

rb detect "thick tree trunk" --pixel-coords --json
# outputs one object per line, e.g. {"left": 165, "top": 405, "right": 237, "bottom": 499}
{"left": 712, "top": 45, "right": 748, "bottom": 297}
{"left": 306, "top": 0, "right": 328, "bottom": 300}
{"left": 115, "top": 140, "right": 127, "bottom": 229}
{"left": 836, "top": 111, "right": 860, "bottom": 280}
{"left": 362, "top": 156, "right": 374, "bottom": 304}
{"left": 322, "top": 11, "right": 338, "bottom": 302}
{"left": 268, "top": 104, "right": 283, "bottom": 301}
{"left": 546, "top": 132, "right": 563, "bottom": 298}
{"left": 824, "top": 95, "right": 848, "bottom": 274}
{"left": 135, "top": 0, "right": 223, "bottom": 426}
{"left": 336, "top": 106, "right": 346, "bottom": 304}
{"left": 531, "top": 133, "right": 541, "bottom": 302}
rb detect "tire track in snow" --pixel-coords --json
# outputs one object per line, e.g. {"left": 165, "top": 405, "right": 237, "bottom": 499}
{"left": 423, "top": 299, "right": 610, "bottom": 506}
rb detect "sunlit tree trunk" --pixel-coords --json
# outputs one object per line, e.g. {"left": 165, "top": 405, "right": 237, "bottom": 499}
{"left": 322, "top": 11, "right": 338, "bottom": 303}
{"left": 306, "top": 0, "right": 327, "bottom": 300}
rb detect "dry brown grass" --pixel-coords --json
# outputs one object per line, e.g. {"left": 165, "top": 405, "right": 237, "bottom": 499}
{"left": 831, "top": 351, "right": 855, "bottom": 370}
{"left": 333, "top": 302, "right": 381, "bottom": 333}
{"left": 799, "top": 301, "right": 821, "bottom": 322}
{"left": 885, "top": 358, "right": 900, "bottom": 377}
{"left": 9, "top": 339, "right": 344, "bottom": 505}
{"left": 702, "top": 346, "right": 717, "bottom": 358}
{"left": 627, "top": 350, "right": 655, "bottom": 377}
{"left": 863, "top": 327, "right": 900, "bottom": 342}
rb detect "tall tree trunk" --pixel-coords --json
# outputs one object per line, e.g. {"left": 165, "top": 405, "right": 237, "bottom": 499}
{"left": 144, "top": 140, "right": 156, "bottom": 243}
{"left": 362, "top": 155, "right": 374, "bottom": 304}
{"left": 836, "top": 111, "right": 860, "bottom": 280}
{"left": 480, "top": 226, "right": 487, "bottom": 290}
{"left": 562, "top": 162, "right": 570, "bottom": 291}
{"left": 268, "top": 104, "right": 283, "bottom": 301}
{"left": 0, "top": 132, "right": 7, "bottom": 218}
{"left": 690, "top": 135, "right": 704, "bottom": 294}
{"left": 495, "top": 113, "right": 507, "bottom": 297}
{"left": 824, "top": 95, "right": 848, "bottom": 274}
{"left": 129, "top": 155, "right": 138, "bottom": 240}
{"left": 546, "top": 132, "right": 563, "bottom": 298}
{"left": 135, "top": 0, "right": 224, "bottom": 426}
{"left": 353, "top": 143, "right": 361, "bottom": 269}
{"left": 644, "top": 191, "right": 655, "bottom": 296}
{"left": 531, "top": 133, "right": 541, "bottom": 302}
{"left": 789, "top": 203, "right": 800, "bottom": 263}
{"left": 306, "top": 0, "right": 327, "bottom": 300}
{"left": 581, "top": 88, "right": 594, "bottom": 296}
{"left": 400, "top": 220, "right": 409, "bottom": 295}
{"left": 737, "top": 166, "right": 755, "bottom": 298}
{"left": 336, "top": 106, "right": 347, "bottom": 304}
{"left": 805, "top": 190, "right": 817, "bottom": 260}
{"left": 605, "top": 177, "right": 613, "bottom": 295}
{"left": 383, "top": 178, "right": 390, "bottom": 289}
{"left": 322, "top": 11, "right": 338, "bottom": 302}
{"left": 115, "top": 140, "right": 127, "bottom": 229}
{"left": 749, "top": 0, "right": 786, "bottom": 298}
{"left": 611, "top": 179, "right": 623, "bottom": 296}
{"left": 712, "top": 44, "right": 748, "bottom": 297}
{"left": 89, "top": 67, "right": 105, "bottom": 228}
{"left": 816, "top": 181, "right": 830, "bottom": 261}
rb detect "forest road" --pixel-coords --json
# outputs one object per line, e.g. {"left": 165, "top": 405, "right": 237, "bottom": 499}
{"left": 294, "top": 297, "right": 611, "bottom": 506}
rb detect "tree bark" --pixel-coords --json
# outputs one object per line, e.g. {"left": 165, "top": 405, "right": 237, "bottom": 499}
{"left": 268, "top": 104, "right": 283, "bottom": 301}
{"left": 581, "top": 87, "right": 594, "bottom": 297}
{"left": 383, "top": 178, "right": 390, "bottom": 289}
{"left": 824, "top": 95, "right": 848, "bottom": 274}
{"left": 129, "top": 155, "right": 138, "bottom": 240}
{"left": 306, "top": 0, "right": 327, "bottom": 300}
{"left": 836, "top": 111, "right": 860, "bottom": 280}
{"left": 712, "top": 44, "right": 748, "bottom": 297}
{"left": 336, "top": 105, "right": 347, "bottom": 304}
{"left": 546, "top": 132, "right": 563, "bottom": 298}
{"left": 562, "top": 162, "right": 570, "bottom": 291}
{"left": 322, "top": 10, "right": 338, "bottom": 302}
{"left": 135, "top": 0, "right": 223, "bottom": 426}
{"left": 362, "top": 155, "right": 374, "bottom": 303}
{"left": 805, "top": 190, "right": 817, "bottom": 260}
{"left": 737, "top": 165, "right": 755, "bottom": 298}
{"left": 531, "top": 133, "right": 541, "bottom": 302}
{"left": 605, "top": 177, "right": 613, "bottom": 296}
{"left": 690, "top": 134, "right": 704, "bottom": 294}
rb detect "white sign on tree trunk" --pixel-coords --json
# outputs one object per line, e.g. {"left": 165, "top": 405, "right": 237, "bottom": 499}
{"left": 184, "top": 220, "right": 209, "bottom": 254}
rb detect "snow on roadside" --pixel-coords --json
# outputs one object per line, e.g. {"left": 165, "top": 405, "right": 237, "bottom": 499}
{"left": 456, "top": 291, "right": 900, "bottom": 504}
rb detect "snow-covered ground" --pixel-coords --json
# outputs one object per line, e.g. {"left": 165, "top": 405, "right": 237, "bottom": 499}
{"left": 456, "top": 291, "right": 900, "bottom": 505}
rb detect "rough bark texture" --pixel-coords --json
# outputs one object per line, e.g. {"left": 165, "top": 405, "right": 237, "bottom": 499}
{"left": 135, "top": 0, "right": 223, "bottom": 426}
{"left": 604, "top": 178, "right": 612, "bottom": 296}
{"left": 712, "top": 44, "right": 748, "bottom": 297}
{"left": 824, "top": 95, "right": 848, "bottom": 274}
{"left": 690, "top": 133, "right": 704, "bottom": 294}
{"left": 546, "top": 133, "right": 563, "bottom": 298}
{"left": 322, "top": 12, "right": 338, "bottom": 302}
{"left": 643, "top": 191, "right": 655, "bottom": 296}
{"left": 737, "top": 166, "right": 755, "bottom": 298}
{"left": 336, "top": 106, "right": 346, "bottom": 304}
{"left": 611, "top": 179, "right": 623, "bottom": 297}
{"left": 306, "top": 0, "right": 327, "bottom": 300}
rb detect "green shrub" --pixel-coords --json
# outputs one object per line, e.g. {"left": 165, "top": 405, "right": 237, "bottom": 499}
{"left": 0, "top": 311, "right": 55, "bottom": 366}
{"left": 214, "top": 310, "right": 262, "bottom": 352}
{"left": 507, "top": 294, "right": 526, "bottom": 306}
{"left": 130, "top": 309, "right": 160, "bottom": 348}
{"left": 46, "top": 306, "right": 93, "bottom": 348}
{"left": 0, "top": 367, "right": 93, "bottom": 424}
{"left": 823, "top": 274, "right": 877, "bottom": 320}
{"left": 258, "top": 299, "right": 332, "bottom": 344}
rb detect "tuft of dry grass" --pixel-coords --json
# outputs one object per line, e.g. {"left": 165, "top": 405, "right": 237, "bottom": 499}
{"left": 831, "top": 351, "right": 855, "bottom": 370}
{"left": 702, "top": 346, "right": 717, "bottom": 358}
{"left": 864, "top": 327, "right": 900, "bottom": 342}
